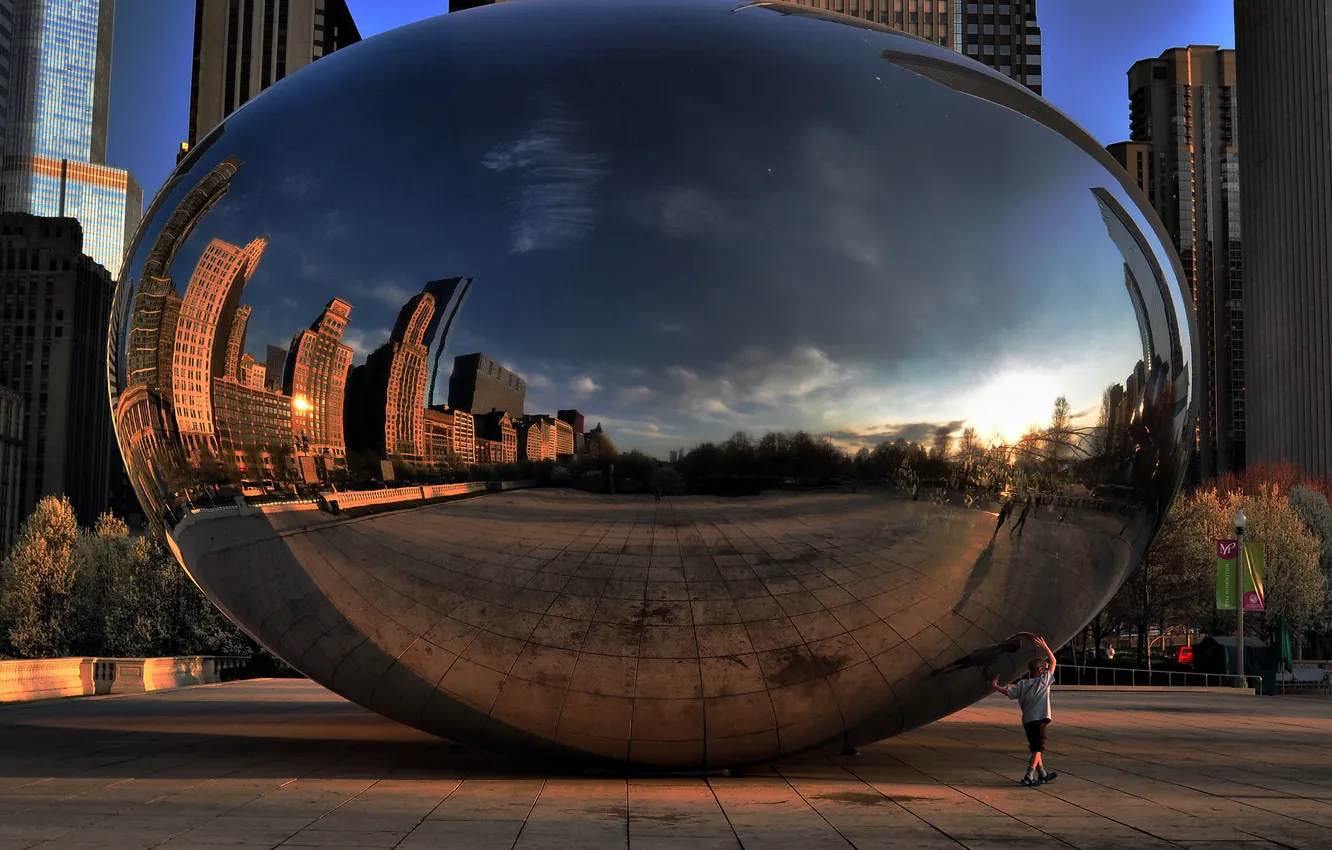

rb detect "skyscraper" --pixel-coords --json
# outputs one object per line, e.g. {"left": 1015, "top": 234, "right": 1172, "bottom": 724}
{"left": 171, "top": 236, "right": 267, "bottom": 455}
{"left": 449, "top": 1, "right": 1040, "bottom": 92}
{"left": 346, "top": 279, "right": 467, "bottom": 461}
{"left": 448, "top": 352, "right": 526, "bottom": 418}
{"left": 187, "top": 0, "right": 362, "bottom": 148}
{"left": 283, "top": 298, "right": 353, "bottom": 475}
{"left": 0, "top": 213, "right": 114, "bottom": 527}
{"left": 2, "top": 0, "right": 141, "bottom": 278}
{"left": 1108, "top": 46, "right": 1240, "bottom": 480}
{"left": 1234, "top": 0, "right": 1332, "bottom": 476}
{"left": 0, "top": 384, "right": 22, "bottom": 551}
{"left": 346, "top": 292, "right": 438, "bottom": 462}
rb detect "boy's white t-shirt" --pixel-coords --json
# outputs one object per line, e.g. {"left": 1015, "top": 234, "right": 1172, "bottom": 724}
{"left": 1006, "top": 672, "right": 1053, "bottom": 724}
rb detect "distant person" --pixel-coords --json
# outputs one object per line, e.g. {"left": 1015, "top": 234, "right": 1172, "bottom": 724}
{"left": 990, "top": 634, "right": 1058, "bottom": 787}
{"left": 653, "top": 486, "right": 663, "bottom": 504}
{"left": 1010, "top": 500, "right": 1031, "bottom": 537}
{"left": 993, "top": 498, "right": 1014, "bottom": 536}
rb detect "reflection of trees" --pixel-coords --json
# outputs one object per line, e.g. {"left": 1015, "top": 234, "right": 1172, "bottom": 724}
{"left": 669, "top": 355, "right": 1179, "bottom": 506}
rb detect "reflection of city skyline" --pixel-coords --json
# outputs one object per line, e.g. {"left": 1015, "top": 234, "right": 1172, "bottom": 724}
{"left": 116, "top": 157, "right": 600, "bottom": 504}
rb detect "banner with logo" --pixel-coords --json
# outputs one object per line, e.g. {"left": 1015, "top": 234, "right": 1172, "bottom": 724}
{"left": 1242, "top": 540, "right": 1265, "bottom": 612}
{"left": 1216, "top": 539, "right": 1238, "bottom": 610}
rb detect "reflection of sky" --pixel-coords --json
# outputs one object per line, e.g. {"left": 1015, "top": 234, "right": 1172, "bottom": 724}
{"left": 119, "top": 0, "right": 1190, "bottom": 458}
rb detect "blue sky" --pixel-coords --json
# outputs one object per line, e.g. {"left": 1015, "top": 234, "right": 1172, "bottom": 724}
{"left": 107, "top": 0, "right": 1236, "bottom": 204}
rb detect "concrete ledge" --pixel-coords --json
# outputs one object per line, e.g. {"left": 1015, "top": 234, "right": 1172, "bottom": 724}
{"left": 0, "top": 656, "right": 248, "bottom": 703}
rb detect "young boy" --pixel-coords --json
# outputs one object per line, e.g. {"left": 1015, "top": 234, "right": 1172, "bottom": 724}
{"left": 990, "top": 633, "right": 1059, "bottom": 787}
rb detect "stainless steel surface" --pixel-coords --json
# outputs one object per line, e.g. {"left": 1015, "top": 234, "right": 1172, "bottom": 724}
{"left": 108, "top": 0, "right": 1197, "bottom": 769}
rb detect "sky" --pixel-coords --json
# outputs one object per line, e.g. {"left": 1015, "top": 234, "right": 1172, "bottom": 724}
{"left": 106, "top": 1, "right": 1229, "bottom": 458}
{"left": 107, "top": 0, "right": 1237, "bottom": 204}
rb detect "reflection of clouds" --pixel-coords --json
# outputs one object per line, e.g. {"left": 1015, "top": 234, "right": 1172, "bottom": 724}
{"left": 601, "top": 344, "right": 856, "bottom": 430}
{"left": 343, "top": 326, "right": 390, "bottom": 365}
{"left": 571, "top": 375, "right": 599, "bottom": 395}
{"left": 630, "top": 185, "right": 738, "bottom": 238}
{"left": 370, "top": 281, "right": 414, "bottom": 306}
{"left": 826, "top": 419, "right": 969, "bottom": 452}
{"left": 279, "top": 174, "right": 314, "bottom": 199}
{"left": 799, "top": 125, "right": 883, "bottom": 268}
{"left": 481, "top": 107, "right": 607, "bottom": 253}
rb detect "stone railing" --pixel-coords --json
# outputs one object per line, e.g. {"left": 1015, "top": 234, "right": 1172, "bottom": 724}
{"left": 321, "top": 479, "right": 538, "bottom": 511}
{"left": 0, "top": 656, "right": 249, "bottom": 704}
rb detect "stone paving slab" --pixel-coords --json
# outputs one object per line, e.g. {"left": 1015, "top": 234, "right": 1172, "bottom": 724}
{"left": 0, "top": 680, "right": 1328, "bottom": 849}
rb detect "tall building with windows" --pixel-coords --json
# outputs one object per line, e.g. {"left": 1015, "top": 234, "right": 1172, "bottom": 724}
{"left": 1108, "top": 45, "right": 1240, "bottom": 480}
{"left": 448, "top": 2, "right": 1039, "bottom": 91}
{"left": 283, "top": 298, "right": 353, "bottom": 474}
{"left": 2, "top": 0, "right": 141, "bottom": 279}
{"left": 448, "top": 352, "right": 526, "bottom": 418}
{"left": 0, "top": 383, "right": 21, "bottom": 551}
{"left": 171, "top": 236, "right": 267, "bottom": 455}
{"left": 346, "top": 291, "right": 438, "bottom": 462}
{"left": 1235, "top": 0, "right": 1332, "bottom": 476}
{"left": 0, "top": 213, "right": 114, "bottom": 527}
{"left": 187, "top": 0, "right": 361, "bottom": 149}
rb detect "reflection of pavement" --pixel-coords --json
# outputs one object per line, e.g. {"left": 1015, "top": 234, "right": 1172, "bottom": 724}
{"left": 172, "top": 489, "right": 1143, "bottom": 766}
{"left": 1, "top": 680, "right": 1326, "bottom": 849}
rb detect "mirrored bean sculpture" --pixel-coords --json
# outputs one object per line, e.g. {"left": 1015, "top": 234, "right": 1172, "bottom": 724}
{"left": 109, "top": 0, "right": 1196, "bottom": 769}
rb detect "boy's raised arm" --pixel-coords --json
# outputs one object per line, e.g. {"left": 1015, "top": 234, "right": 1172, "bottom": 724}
{"left": 1035, "top": 636, "right": 1057, "bottom": 673}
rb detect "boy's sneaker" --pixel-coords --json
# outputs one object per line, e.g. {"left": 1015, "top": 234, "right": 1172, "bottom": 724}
{"left": 1039, "top": 772, "right": 1058, "bottom": 785}
{"left": 1020, "top": 776, "right": 1040, "bottom": 787}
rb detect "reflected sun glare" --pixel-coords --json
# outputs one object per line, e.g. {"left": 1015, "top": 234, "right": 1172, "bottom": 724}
{"left": 965, "top": 368, "right": 1062, "bottom": 444}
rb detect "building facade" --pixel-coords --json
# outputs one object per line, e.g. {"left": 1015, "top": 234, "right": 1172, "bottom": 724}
{"left": 448, "top": 351, "right": 526, "bottom": 418}
{"left": 0, "top": 213, "right": 114, "bottom": 527}
{"left": 0, "top": 382, "right": 21, "bottom": 550}
{"left": 475, "top": 409, "right": 517, "bottom": 464}
{"left": 424, "top": 406, "right": 476, "bottom": 465}
{"left": 283, "top": 298, "right": 353, "bottom": 473}
{"left": 212, "top": 375, "right": 294, "bottom": 476}
{"left": 1108, "top": 45, "right": 1240, "bottom": 480}
{"left": 1234, "top": 0, "right": 1332, "bottom": 476}
{"left": 346, "top": 291, "right": 437, "bottom": 462}
{"left": 2, "top": 0, "right": 140, "bottom": 278}
{"left": 170, "top": 236, "right": 266, "bottom": 455}
{"left": 188, "top": 0, "right": 361, "bottom": 147}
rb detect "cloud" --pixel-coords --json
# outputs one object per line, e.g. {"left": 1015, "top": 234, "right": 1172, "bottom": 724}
{"left": 644, "top": 344, "right": 855, "bottom": 428}
{"left": 657, "top": 321, "right": 685, "bottom": 334}
{"left": 629, "top": 185, "right": 739, "bottom": 238}
{"left": 370, "top": 281, "right": 415, "bottom": 307}
{"left": 481, "top": 108, "right": 608, "bottom": 253}
{"left": 342, "top": 326, "right": 390, "bottom": 365}
{"left": 525, "top": 372, "right": 552, "bottom": 390}
{"left": 571, "top": 375, "right": 600, "bottom": 394}
{"left": 825, "top": 419, "right": 970, "bottom": 451}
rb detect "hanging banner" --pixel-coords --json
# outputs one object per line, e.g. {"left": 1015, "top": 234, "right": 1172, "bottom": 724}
{"left": 1215, "top": 539, "right": 1238, "bottom": 611}
{"left": 1242, "top": 540, "right": 1265, "bottom": 612}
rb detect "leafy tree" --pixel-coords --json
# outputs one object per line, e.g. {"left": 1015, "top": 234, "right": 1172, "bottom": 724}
{"left": 1289, "top": 485, "right": 1332, "bottom": 630}
{"left": 1230, "top": 484, "right": 1325, "bottom": 631}
{"left": 0, "top": 496, "right": 83, "bottom": 657}
{"left": 585, "top": 430, "right": 617, "bottom": 460}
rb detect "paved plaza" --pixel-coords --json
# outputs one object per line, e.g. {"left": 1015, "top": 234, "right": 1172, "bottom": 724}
{"left": 0, "top": 681, "right": 1329, "bottom": 848}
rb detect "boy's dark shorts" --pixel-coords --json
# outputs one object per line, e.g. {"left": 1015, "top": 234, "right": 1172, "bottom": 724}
{"left": 1023, "top": 719, "right": 1050, "bottom": 753}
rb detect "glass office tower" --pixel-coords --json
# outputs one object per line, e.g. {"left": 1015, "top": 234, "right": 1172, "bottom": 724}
{"left": 1, "top": 0, "right": 141, "bottom": 278}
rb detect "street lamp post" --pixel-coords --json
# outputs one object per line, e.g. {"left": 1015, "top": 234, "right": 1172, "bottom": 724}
{"left": 1234, "top": 508, "right": 1247, "bottom": 689}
